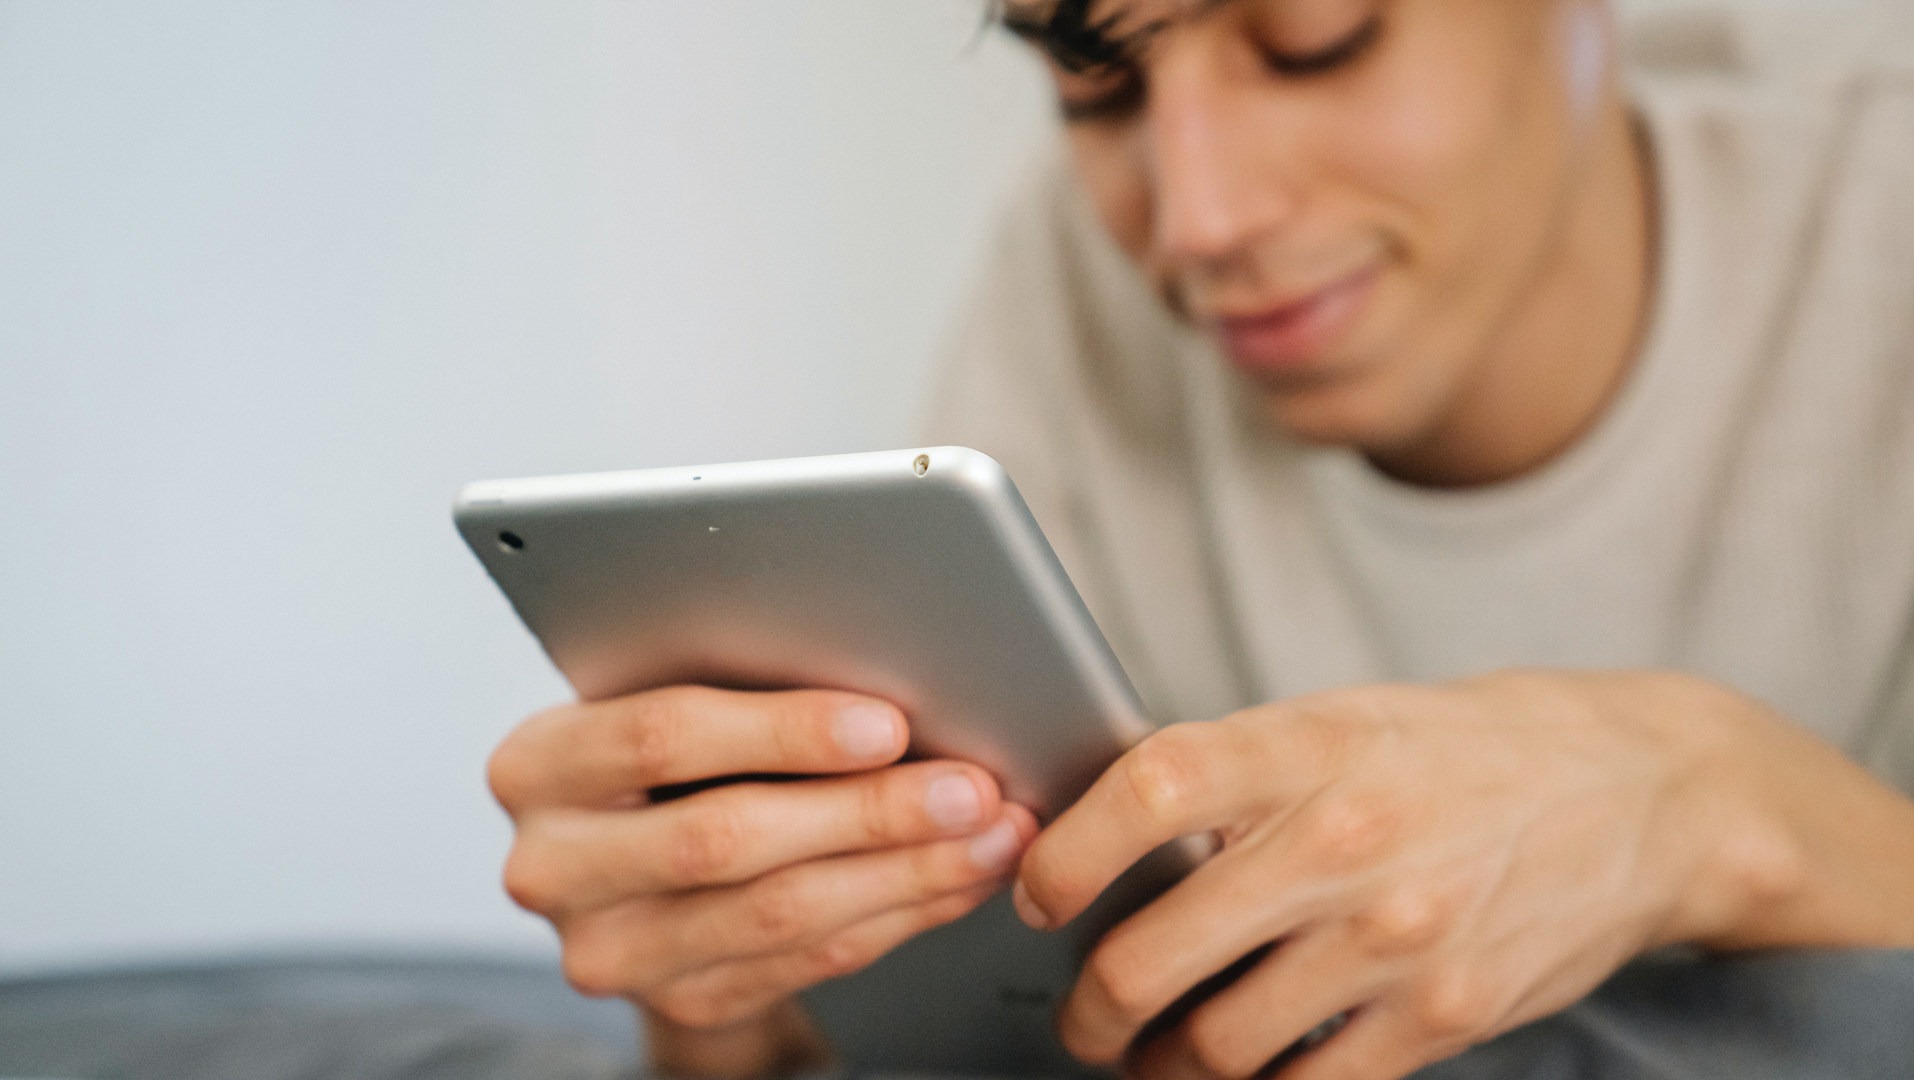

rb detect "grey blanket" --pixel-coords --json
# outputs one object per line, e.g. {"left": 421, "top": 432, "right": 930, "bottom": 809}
{"left": 3, "top": 949, "right": 1911, "bottom": 1079}
{"left": 0, "top": 955, "right": 639, "bottom": 1080}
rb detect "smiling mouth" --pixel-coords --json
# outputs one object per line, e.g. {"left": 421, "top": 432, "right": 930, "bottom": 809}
{"left": 1208, "top": 264, "right": 1383, "bottom": 377}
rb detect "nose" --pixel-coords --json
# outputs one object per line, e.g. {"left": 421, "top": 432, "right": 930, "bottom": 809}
{"left": 1144, "top": 46, "right": 1300, "bottom": 268}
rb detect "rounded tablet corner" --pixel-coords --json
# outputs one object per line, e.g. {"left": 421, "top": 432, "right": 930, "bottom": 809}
{"left": 452, "top": 481, "right": 507, "bottom": 518}
{"left": 911, "top": 445, "right": 1011, "bottom": 494}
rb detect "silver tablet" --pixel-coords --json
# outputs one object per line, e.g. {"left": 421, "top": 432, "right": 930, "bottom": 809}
{"left": 454, "top": 446, "right": 1195, "bottom": 1076}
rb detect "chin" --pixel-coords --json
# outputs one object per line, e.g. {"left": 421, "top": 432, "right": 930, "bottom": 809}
{"left": 1250, "top": 372, "right": 1429, "bottom": 454}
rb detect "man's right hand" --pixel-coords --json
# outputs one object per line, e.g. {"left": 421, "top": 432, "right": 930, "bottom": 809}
{"left": 487, "top": 685, "right": 1036, "bottom": 1073}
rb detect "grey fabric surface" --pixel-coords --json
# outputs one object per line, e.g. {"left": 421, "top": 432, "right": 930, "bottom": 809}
{"left": 0, "top": 955, "right": 640, "bottom": 1080}
{"left": 1412, "top": 948, "right": 1914, "bottom": 1080}
{"left": 2, "top": 949, "right": 1912, "bottom": 1078}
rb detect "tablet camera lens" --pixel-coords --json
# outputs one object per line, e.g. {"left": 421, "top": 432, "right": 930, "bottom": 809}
{"left": 913, "top": 454, "right": 930, "bottom": 476}
{"left": 497, "top": 530, "right": 525, "bottom": 553}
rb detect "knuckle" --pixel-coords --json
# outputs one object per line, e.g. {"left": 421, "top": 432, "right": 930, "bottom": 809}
{"left": 622, "top": 714, "right": 677, "bottom": 787}
{"left": 1716, "top": 818, "right": 1808, "bottom": 908}
{"left": 1408, "top": 964, "right": 1501, "bottom": 1043}
{"left": 806, "top": 930, "right": 881, "bottom": 982}
{"left": 619, "top": 690, "right": 700, "bottom": 781}
{"left": 667, "top": 802, "right": 750, "bottom": 886}
{"left": 1350, "top": 886, "right": 1451, "bottom": 955}
{"left": 1265, "top": 699, "right": 1368, "bottom": 771}
{"left": 485, "top": 717, "right": 551, "bottom": 811}
{"left": 863, "top": 771, "right": 905, "bottom": 844}
{"left": 1119, "top": 725, "right": 1215, "bottom": 829}
{"left": 559, "top": 942, "right": 628, "bottom": 999}
{"left": 499, "top": 843, "right": 562, "bottom": 914}
{"left": 775, "top": 691, "right": 839, "bottom": 761}
{"left": 1301, "top": 796, "right": 1401, "bottom": 869}
{"left": 1185, "top": 1011, "right": 1259, "bottom": 1079}
{"left": 484, "top": 745, "right": 525, "bottom": 810}
{"left": 1082, "top": 937, "right": 1162, "bottom": 1026}
{"left": 741, "top": 873, "right": 814, "bottom": 950}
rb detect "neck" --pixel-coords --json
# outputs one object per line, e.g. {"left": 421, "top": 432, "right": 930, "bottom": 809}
{"left": 1369, "top": 97, "right": 1657, "bottom": 489}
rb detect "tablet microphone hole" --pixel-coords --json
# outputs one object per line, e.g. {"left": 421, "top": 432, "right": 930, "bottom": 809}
{"left": 913, "top": 454, "right": 930, "bottom": 476}
{"left": 497, "top": 530, "right": 525, "bottom": 553}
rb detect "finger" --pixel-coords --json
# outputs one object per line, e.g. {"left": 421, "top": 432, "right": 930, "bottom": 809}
{"left": 1132, "top": 1011, "right": 1348, "bottom": 1080}
{"left": 1057, "top": 833, "right": 1327, "bottom": 1062}
{"left": 1125, "top": 1031, "right": 1219, "bottom": 1080}
{"left": 1274, "top": 1002, "right": 1452, "bottom": 1080}
{"left": 1016, "top": 720, "right": 1282, "bottom": 931}
{"left": 1059, "top": 785, "right": 1435, "bottom": 1067}
{"left": 510, "top": 760, "right": 1003, "bottom": 912}
{"left": 489, "top": 687, "right": 907, "bottom": 812}
{"left": 1164, "top": 931, "right": 1381, "bottom": 1080}
{"left": 556, "top": 806, "right": 1035, "bottom": 994}
{"left": 662, "top": 805, "right": 1040, "bottom": 972}
{"left": 645, "top": 882, "right": 1003, "bottom": 1030}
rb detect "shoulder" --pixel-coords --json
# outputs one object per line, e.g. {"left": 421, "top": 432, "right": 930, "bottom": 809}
{"left": 1626, "top": 5, "right": 1914, "bottom": 547}
{"left": 1629, "top": 2, "right": 1914, "bottom": 374}
{"left": 1625, "top": 1, "right": 1914, "bottom": 84}
{"left": 1626, "top": 1, "right": 1914, "bottom": 222}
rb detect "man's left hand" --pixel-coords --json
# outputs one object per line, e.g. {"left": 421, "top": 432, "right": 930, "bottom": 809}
{"left": 1013, "top": 670, "right": 1914, "bottom": 1080}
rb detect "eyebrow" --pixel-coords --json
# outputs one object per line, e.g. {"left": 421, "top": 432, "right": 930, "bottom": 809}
{"left": 999, "top": 0, "right": 1236, "bottom": 73}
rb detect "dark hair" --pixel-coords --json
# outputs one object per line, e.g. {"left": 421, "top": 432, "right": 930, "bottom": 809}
{"left": 994, "top": 0, "right": 1157, "bottom": 74}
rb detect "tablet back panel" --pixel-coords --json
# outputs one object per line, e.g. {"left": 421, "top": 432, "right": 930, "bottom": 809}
{"left": 455, "top": 447, "right": 1189, "bottom": 1075}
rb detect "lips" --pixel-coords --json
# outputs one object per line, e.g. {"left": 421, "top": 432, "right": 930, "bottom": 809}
{"left": 1211, "top": 264, "right": 1381, "bottom": 377}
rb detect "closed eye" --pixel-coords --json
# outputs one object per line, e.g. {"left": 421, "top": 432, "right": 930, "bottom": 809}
{"left": 1260, "top": 14, "right": 1382, "bottom": 77}
{"left": 1060, "top": 71, "right": 1146, "bottom": 123}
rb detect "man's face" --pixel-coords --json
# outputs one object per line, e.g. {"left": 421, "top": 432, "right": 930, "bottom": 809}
{"left": 1011, "top": 0, "right": 1615, "bottom": 455}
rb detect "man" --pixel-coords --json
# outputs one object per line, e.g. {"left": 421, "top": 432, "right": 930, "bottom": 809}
{"left": 486, "top": 1, "right": 1914, "bottom": 1076}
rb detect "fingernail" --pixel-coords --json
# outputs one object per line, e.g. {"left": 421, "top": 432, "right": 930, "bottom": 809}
{"left": 924, "top": 772, "right": 984, "bottom": 831}
{"left": 833, "top": 703, "right": 899, "bottom": 760}
{"left": 967, "top": 818, "right": 1022, "bottom": 871}
{"left": 1012, "top": 879, "right": 1050, "bottom": 930}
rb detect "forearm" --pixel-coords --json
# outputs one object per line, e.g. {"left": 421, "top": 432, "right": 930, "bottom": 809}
{"left": 1666, "top": 681, "right": 1914, "bottom": 952}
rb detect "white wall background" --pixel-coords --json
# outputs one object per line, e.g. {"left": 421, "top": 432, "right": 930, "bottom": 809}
{"left": 0, "top": 0, "right": 1054, "bottom": 974}
{"left": 0, "top": 0, "right": 1837, "bottom": 975}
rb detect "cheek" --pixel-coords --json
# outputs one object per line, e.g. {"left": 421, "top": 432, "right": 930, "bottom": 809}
{"left": 1067, "top": 131, "right": 1154, "bottom": 266}
{"left": 1335, "top": 75, "right": 1518, "bottom": 262}
{"left": 1323, "top": 21, "right": 1574, "bottom": 310}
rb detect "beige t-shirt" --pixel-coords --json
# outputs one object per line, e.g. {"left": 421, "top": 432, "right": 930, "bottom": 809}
{"left": 922, "top": 7, "right": 1914, "bottom": 791}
